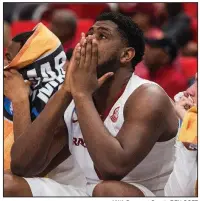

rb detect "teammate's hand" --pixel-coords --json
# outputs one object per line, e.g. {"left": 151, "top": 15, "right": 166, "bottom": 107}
{"left": 4, "top": 69, "right": 30, "bottom": 102}
{"left": 69, "top": 34, "right": 114, "bottom": 97}
{"left": 174, "top": 95, "right": 194, "bottom": 120}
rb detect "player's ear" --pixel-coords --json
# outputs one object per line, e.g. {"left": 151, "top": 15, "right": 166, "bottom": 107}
{"left": 120, "top": 47, "right": 135, "bottom": 65}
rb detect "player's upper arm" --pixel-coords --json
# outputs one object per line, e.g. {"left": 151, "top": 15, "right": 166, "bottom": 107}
{"left": 115, "top": 83, "right": 174, "bottom": 176}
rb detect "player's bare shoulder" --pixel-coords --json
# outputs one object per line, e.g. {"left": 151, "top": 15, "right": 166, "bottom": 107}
{"left": 124, "top": 83, "right": 178, "bottom": 140}
{"left": 124, "top": 83, "right": 172, "bottom": 112}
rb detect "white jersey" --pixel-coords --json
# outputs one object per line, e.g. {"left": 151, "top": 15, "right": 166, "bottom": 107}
{"left": 64, "top": 73, "right": 176, "bottom": 194}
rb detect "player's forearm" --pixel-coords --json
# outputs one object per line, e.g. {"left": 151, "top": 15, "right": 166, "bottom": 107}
{"left": 12, "top": 96, "right": 31, "bottom": 141}
{"left": 11, "top": 87, "right": 72, "bottom": 176}
{"left": 74, "top": 94, "right": 126, "bottom": 180}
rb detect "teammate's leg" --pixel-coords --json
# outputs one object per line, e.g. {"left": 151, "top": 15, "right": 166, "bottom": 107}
{"left": 4, "top": 172, "right": 32, "bottom": 197}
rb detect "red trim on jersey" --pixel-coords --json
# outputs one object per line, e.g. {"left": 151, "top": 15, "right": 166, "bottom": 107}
{"left": 101, "top": 84, "right": 127, "bottom": 122}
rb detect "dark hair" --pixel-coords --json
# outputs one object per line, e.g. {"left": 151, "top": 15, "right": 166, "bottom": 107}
{"left": 166, "top": 3, "right": 183, "bottom": 17}
{"left": 12, "top": 31, "right": 34, "bottom": 48}
{"left": 96, "top": 12, "right": 145, "bottom": 69}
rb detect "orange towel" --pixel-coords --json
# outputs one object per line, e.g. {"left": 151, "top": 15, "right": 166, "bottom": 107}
{"left": 4, "top": 119, "right": 14, "bottom": 170}
{"left": 4, "top": 23, "right": 60, "bottom": 70}
{"left": 178, "top": 106, "right": 197, "bottom": 147}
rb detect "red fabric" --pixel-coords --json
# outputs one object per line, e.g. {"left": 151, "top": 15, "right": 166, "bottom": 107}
{"left": 11, "top": 21, "right": 49, "bottom": 37}
{"left": 133, "top": 3, "right": 156, "bottom": 21}
{"left": 191, "top": 18, "right": 197, "bottom": 42}
{"left": 118, "top": 3, "right": 137, "bottom": 14}
{"left": 101, "top": 84, "right": 127, "bottom": 121}
{"left": 135, "top": 62, "right": 188, "bottom": 99}
{"left": 179, "top": 57, "right": 197, "bottom": 80}
{"left": 62, "top": 40, "right": 75, "bottom": 52}
{"left": 183, "top": 3, "right": 197, "bottom": 18}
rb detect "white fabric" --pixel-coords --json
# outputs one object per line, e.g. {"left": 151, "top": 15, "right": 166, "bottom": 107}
{"left": 24, "top": 177, "right": 154, "bottom": 197}
{"left": 64, "top": 73, "right": 176, "bottom": 196}
{"left": 24, "top": 155, "right": 87, "bottom": 196}
{"left": 24, "top": 177, "right": 87, "bottom": 196}
{"left": 47, "top": 155, "right": 87, "bottom": 188}
{"left": 164, "top": 141, "right": 197, "bottom": 196}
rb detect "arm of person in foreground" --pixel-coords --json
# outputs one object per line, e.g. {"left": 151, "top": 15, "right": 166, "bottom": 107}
{"left": 3, "top": 68, "right": 73, "bottom": 177}
{"left": 4, "top": 70, "right": 71, "bottom": 177}
{"left": 10, "top": 86, "right": 71, "bottom": 177}
{"left": 74, "top": 84, "right": 177, "bottom": 180}
{"left": 7, "top": 42, "right": 86, "bottom": 177}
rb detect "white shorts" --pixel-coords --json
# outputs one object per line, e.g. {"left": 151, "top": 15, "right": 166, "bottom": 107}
{"left": 24, "top": 177, "right": 155, "bottom": 197}
{"left": 23, "top": 155, "right": 88, "bottom": 196}
{"left": 24, "top": 177, "right": 88, "bottom": 196}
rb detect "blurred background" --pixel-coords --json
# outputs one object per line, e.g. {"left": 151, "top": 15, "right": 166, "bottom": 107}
{"left": 3, "top": 2, "right": 197, "bottom": 99}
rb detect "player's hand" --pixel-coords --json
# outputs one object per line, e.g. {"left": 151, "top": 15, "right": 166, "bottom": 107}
{"left": 62, "top": 33, "right": 87, "bottom": 93}
{"left": 4, "top": 69, "right": 30, "bottom": 102}
{"left": 69, "top": 34, "right": 114, "bottom": 97}
{"left": 174, "top": 95, "right": 194, "bottom": 120}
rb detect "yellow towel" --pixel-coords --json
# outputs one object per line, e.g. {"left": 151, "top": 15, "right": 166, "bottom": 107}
{"left": 178, "top": 106, "right": 197, "bottom": 146}
{"left": 4, "top": 23, "right": 63, "bottom": 171}
{"left": 178, "top": 105, "right": 197, "bottom": 196}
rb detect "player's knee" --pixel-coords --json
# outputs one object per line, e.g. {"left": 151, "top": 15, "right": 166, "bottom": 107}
{"left": 93, "top": 181, "right": 145, "bottom": 197}
{"left": 4, "top": 173, "right": 22, "bottom": 197}
{"left": 93, "top": 182, "right": 108, "bottom": 196}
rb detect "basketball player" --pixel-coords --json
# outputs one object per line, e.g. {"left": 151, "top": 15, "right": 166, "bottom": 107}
{"left": 5, "top": 12, "right": 178, "bottom": 196}
{"left": 4, "top": 32, "right": 87, "bottom": 196}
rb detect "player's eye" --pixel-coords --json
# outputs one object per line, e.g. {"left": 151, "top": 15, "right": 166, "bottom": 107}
{"left": 99, "top": 33, "right": 106, "bottom": 39}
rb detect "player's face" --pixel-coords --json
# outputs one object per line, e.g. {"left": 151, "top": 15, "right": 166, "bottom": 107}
{"left": 5, "top": 41, "right": 21, "bottom": 64}
{"left": 86, "top": 20, "right": 126, "bottom": 77}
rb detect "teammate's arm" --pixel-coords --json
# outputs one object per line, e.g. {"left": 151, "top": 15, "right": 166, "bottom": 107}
{"left": 74, "top": 84, "right": 178, "bottom": 180}
{"left": 4, "top": 69, "right": 72, "bottom": 177}
{"left": 7, "top": 42, "right": 84, "bottom": 177}
{"left": 10, "top": 88, "right": 72, "bottom": 177}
